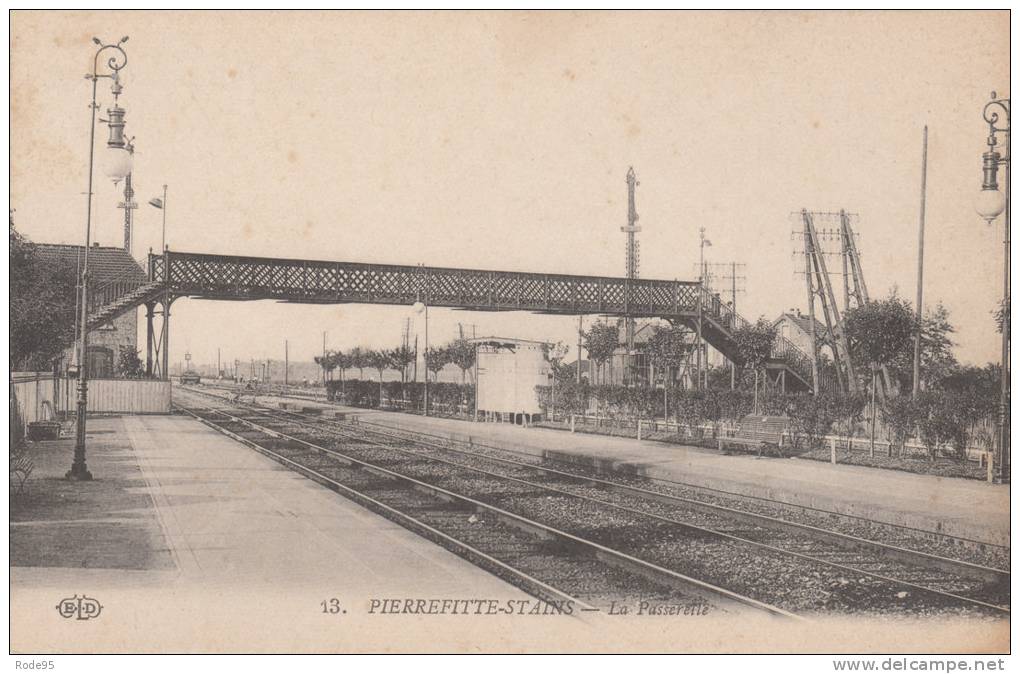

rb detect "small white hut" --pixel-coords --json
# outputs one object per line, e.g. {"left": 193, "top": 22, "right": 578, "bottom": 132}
{"left": 472, "top": 337, "right": 550, "bottom": 424}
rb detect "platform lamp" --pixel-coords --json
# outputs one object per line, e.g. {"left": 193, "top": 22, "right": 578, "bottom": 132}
{"left": 412, "top": 264, "right": 430, "bottom": 417}
{"left": 69, "top": 37, "right": 131, "bottom": 482}
{"left": 974, "top": 92, "right": 1011, "bottom": 484}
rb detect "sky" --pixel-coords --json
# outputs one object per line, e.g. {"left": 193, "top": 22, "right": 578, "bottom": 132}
{"left": 10, "top": 11, "right": 1010, "bottom": 372}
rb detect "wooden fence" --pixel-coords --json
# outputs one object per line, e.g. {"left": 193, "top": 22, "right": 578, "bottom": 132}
{"left": 10, "top": 374, "right": 172, "bottom": 439}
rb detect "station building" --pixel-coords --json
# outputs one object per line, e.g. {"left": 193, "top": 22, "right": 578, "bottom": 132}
{"left": 35, "top": 243, "right": 146, "bottom": 378}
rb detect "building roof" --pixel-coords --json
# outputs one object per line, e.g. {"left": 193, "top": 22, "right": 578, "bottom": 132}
{"left": 612, "top": 318, "right": 668, "bottom": 351}
{"left": 774, "top": 311, "right": 826, "bottom": 336}
{"left": 468, "top": 336, "right": 549, "bottom": 346}
{"left": 34, "top": 243, "right": 146, "bottom": 285}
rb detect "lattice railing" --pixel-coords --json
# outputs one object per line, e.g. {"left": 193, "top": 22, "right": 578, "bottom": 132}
{"left": 148, "top": 251, "right": 701, "bottom": 318}
{"left": 87, "top": 269, "right": 149, "bottom": 314}
{"left": 697, "top": 286, "right": 815, "bottom": 386}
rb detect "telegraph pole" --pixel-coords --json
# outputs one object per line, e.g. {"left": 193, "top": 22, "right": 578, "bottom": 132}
{"left": 118, "top": 139, "right": 137, "bottom": 256}
{"left": 912, "top": 126, "right": 928, "bottom": 397}
{"left": 621, "top": 167, "right": 641, "bottom": 384}
{"left": 577, "top": 314, "right": 584, "bottom": 385}
{"left": 699, "top": 261, "right": 746, "bottom": 389}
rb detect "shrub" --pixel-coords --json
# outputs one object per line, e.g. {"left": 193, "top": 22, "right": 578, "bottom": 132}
{"left": 880, "top": 394, "right": 921, "bottom": 456}
{"left": 912, "top": 390, "right": 975, "bottom": 462}
{"left": 785, "top": 393, "right": 838, "bottom": 450}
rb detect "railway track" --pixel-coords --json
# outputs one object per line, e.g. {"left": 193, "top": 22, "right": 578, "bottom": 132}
{"left": 174, "top": 391, "right": 798, "bottom": 620}
{"left": 195, "top": 383, "right": 1009, "bottom": 571}
{"left": 175, "top": 388, "right": 1008, "bottom": 619}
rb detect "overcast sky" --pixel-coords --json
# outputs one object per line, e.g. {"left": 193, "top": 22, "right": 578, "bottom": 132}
{"left": 10, "top": 11, "right": 1009, "bottom": 371}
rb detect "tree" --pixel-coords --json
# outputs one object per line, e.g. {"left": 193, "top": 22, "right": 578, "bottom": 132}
{"left": 387, "top": 345, "right": 416, "bottom": 384}
{"left": 646, "top": 323, "right": 693, "bottom": 417}
{"left": 583, "top": 321, "right": 619, "bottom": 384}
{"left": 314, "top": 349, "right": 339, "bottom": 385}
{"left": 540, "top": 341, "right": 571, "bottom": 380}
{"left": 447, "top": 338, "right": 477, "bottom": 385}
{"left": 938, "top": 363, "right": 1002, "bottom": 455}
{"left": 348, "top": 346, "right": 368, "bottom": 379}
{"left": 10, "top": 219, "right": 78, "bottom": 370}
{"left": 365, "top": 349, "right": 391, "bottom": 403}
{"left": 732, "top": 317, "right": 777, "bottom": 413}
{"left": 333, "top": 351, "right": 351, "bottom": 396}
{"left": 844, "top": 294, "right": 916, "bottom": 447}
{"left": 646, "top": 324, "right": 692, "bottom": 386}
{"left": 888, "top": 302, "right": 957, "bottom": 392}
{"left": 880, "top": 394, "right": 922, "bottom": 456}
{"left": 844, "top": 294, "right": 915, "bottom": 372}
{"left": 425, "top": 345, "right": 449, "bottom": 382}
{"left": 914, "top": 390, "right": 966, "bottom": 462}
{"left": 117, "top": 346, "right": 145, "bottom": 379}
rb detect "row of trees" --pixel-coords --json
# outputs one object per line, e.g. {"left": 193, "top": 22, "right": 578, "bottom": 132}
{"left": 573, "top": 290, "right": 992, "bottom": 402}
{"left": 539, "top": 292, "right": 1004, "bottom": 462}
{"left": 569, "top": 317, "right": 779, "bottom": 408}
{"left": 314, "top": 338, "right": 478, "bottom": 392}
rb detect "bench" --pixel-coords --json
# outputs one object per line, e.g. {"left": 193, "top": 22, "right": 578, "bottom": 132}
{"left": 10, "top": 451, "right": 34, "bottom": 495}
{"left": 718, "top": 416, "right": 789, "bottom": 458}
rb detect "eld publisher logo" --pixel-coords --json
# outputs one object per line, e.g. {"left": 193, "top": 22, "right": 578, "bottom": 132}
{"left": 55, "top": 595, "right": 103, "bottom": 621}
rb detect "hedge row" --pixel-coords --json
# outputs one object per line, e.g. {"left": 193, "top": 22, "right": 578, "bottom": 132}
{"left": 536, "top": 380, "right": 989, "bottom": 459}
{"left": 325, "top": 379, "right": 474, "bottom": 416}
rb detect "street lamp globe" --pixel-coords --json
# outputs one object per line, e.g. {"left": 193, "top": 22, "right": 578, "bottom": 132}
{"left": 102, "top": 145, "right": 133, "bottom": 185}
{"left": 412, "top": 300, "right": 426, "bottom": 314}
{"left": 975, "top": 186, "right": 1006, "bottom": 224}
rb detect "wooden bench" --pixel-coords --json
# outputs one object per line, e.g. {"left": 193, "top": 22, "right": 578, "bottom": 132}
{"left": 10, "top": 451, "right": 34, "bottom": 495}
{"left": 718, "top": 416, "right": 789, "bottom": 458}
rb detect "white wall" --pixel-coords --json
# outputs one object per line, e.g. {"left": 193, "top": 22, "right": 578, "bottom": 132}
{"left": 476, "top": 343, "right": 548, "bottom": 415}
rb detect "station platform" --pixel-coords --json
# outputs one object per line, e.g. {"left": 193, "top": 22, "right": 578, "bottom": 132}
{"left": 262, "top": 395, "right": 1010, "bottom": 548}
{"left": 10, "top": 410, "right": 1007, "bottom": 653}
{"left": 10, "top": 415, "right": 527, "bottom": 653}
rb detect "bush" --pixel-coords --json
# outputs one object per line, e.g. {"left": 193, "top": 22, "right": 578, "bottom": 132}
{"left": 536, "top": 380, "right": 592, "bottom": 418}
{"left": 880, "top": 394, "right": 921, "bottom": 456}
{"left": 915, "top": 390, "right": 970, "bottom": 462}
{"left": 784, "top": 393, "right": 838, "bottom": 450}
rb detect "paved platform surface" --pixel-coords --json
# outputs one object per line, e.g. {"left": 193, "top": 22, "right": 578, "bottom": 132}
{"left": 10, "top": 415, "right": 527, "bottom": 652}
{"left": 260, "top": 394, "right": 1010, "bottom": 547}
{"left": 10, "top": 409, "right": 1008, "bottom": 653}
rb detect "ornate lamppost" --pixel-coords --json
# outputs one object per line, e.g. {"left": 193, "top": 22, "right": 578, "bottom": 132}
{"left": 68, "top": 37, "right": 132, "bottom": 481}
{"left": 974, "top": 92, "right": 1010, "bottom": 484}
{"left": 413, "top": 264, "right": 430, "bottom": 417}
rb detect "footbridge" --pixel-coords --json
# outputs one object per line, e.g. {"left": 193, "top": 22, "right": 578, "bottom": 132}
{"left": 86, "top": 250, "right": 813, "bottom": 390}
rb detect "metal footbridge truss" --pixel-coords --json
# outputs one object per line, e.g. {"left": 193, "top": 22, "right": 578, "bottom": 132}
{"left": 85, "top": 250, "right": 814, "bottom": 390}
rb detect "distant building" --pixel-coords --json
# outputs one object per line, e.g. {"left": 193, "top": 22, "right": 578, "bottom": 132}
{"left": 773, "top": 310, "right": 827, "bottom": 358}
{"left": 35, "top": 243, "right": 146, "bottom": 379}
{"left": 473, "top": 337, "right": 549, "bottom": 424}
{"left": 603, "top": 318, "right": 687, "bottom": 388}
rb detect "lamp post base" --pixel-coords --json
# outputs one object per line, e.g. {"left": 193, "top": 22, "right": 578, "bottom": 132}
{"left": 65, "top": 463, "right": 93, "bottom": 481}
